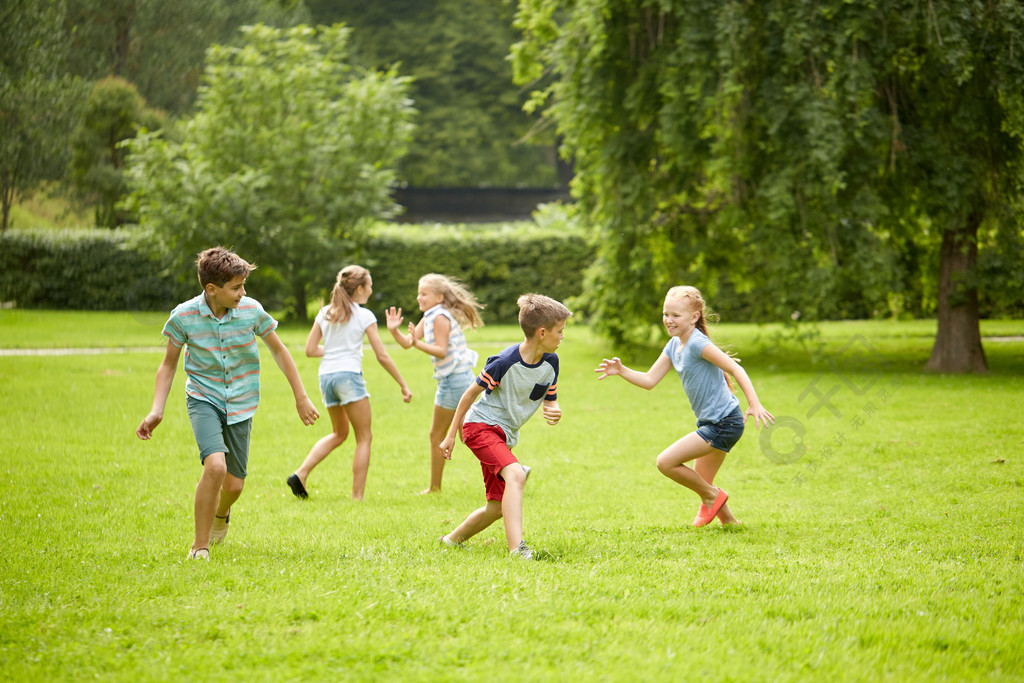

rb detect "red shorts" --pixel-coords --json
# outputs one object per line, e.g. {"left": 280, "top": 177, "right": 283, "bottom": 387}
{"left": 462, "top": 422, "right": 518, "bottom": 501}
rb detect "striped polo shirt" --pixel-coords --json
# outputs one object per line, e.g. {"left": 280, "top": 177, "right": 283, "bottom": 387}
{"left": 422, "top": 304, "right": 477, "bottom": 379}
{"left": 162, "top": 293, "right": 278, "bottom": 424}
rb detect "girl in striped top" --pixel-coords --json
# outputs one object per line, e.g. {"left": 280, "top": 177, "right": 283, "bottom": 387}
{"left": 386, "top": 274, "right": 484, "bottom": 494}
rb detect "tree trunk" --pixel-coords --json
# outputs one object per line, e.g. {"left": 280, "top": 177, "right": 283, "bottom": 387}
{"left": 1, "top": 190, "right": 10, "bottom": 232}
{"left": 292, "top": 280, "right": 308, "bottom": 324}
{"left": 926, "top": 213, "right": 987, "bottom": 373}
{"left": 112, "top": 1, "right": 137, "bottom": 77}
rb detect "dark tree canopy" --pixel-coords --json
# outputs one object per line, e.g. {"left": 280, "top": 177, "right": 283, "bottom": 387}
{"left": 308, "top": 0, "right": 560, "bottom": 187}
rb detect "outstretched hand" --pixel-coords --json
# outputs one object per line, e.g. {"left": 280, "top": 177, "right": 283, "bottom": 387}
{"left": 385, "top": 306, "right": 403, "bottom": 331}
{"left": 745, "top": 403, "right": 775, "bottom": 430}
{"left": 594, "top": 357, "right": 624, "bottom": 380}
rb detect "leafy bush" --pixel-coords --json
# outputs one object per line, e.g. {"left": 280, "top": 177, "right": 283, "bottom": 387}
{"left": 0, "top": 229, "right": 190, "bottom": 311}
{"left": 0, "top": 221, "right": 596, "bottom": 324}
{"left": 359, "top": 220, "right": 594, "bottom": 324}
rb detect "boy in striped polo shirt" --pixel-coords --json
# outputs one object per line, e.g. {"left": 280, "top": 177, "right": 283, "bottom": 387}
{"left": 137, "top": 247, "right": 320, "bottom": 560}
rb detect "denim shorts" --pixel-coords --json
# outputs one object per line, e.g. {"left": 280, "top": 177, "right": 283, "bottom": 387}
{"left": 435, "top": 370, "right": 475, "bottom": 410}
{"left": 187, "top": 396, "right": 251, "bottom": 479}
{"left": 695, "top": 406, "right": 745, "bottom": 453}
{"left": 319, "top": 371, "right": 370, "bottom": 407}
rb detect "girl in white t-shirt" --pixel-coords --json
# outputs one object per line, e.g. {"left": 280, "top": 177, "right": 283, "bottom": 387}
{"left": 385, "top": 273, "right": 483, "bottom": 494}
{"left": 287, "top": 265, "right": 411, "bottom": 500}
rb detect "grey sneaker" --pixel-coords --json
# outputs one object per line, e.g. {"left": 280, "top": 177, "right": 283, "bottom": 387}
{"left": 509, "top": 539, "right": 534, "bottom": 560}
{"left": 440, "top": 535, "right": 462, "bottom": 548}
{"left": 210, "top": 512, "right": 230, "bottom": 544}
{"left": 187, "top": 547, "right": 210, "bottom": 560}
{"left": 521, "top": 465, "right": 531, "bottom": 483}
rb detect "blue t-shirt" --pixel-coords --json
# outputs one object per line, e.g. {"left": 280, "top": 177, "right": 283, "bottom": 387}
{"left": 663, "top": 329, "right": 739, "bottom": 423}
{"left": 466, "top": 344, "right": 558, "bottom": 448}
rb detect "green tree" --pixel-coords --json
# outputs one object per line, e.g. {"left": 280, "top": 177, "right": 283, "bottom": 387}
{"left": 513, "top": 0, "right": 1024, "bottom": 372}
{"left": 69, "top": 76, "right": 163, "bottom": 228}
{"left": 308, "top": 0, "right": 559, "bottom": 187}
{"left": 0, "top": 0, "right": 88, "bottom": 232}
{"left": 124, "top": 23, "right": 415, "bottom": 321}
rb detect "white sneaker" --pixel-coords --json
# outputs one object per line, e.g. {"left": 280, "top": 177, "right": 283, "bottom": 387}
{"left": 210, "top": 512, "right": 230, "bottom": 544}
{"left": 440, "top": 535, "right": 460, "bottom": 547}
{"left": 509, "top": 539, "right": 534, "bottom": 560}
{"left": 187, "top": 547, "right": 210, "bottom": 560}
{"left": 521, "top": 465, "right": 531, "bottom": 483}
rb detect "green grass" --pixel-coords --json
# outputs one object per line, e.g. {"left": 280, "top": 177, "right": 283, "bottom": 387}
{"left": 1, "top": 313, "right": 1022, "bottom": 681}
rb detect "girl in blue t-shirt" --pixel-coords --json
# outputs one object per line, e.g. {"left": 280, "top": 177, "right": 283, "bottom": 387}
{"left": 595, "top": 286, "right": 774, "bottom": 527}
{"left": 287, "top": 265, "right": 411, "bottom": 501}
{"left": 385, "top": 273, "right": 483, "bottom": 494}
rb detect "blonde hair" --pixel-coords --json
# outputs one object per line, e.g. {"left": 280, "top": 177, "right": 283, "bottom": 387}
{"left": 419, "top": 273, "right": 485, "bottom": 329}
{"left": 325, "top": 265, "right": 371, "bottom": 323}
{"left": 665, "top": 286, "right": 735, "bottom": 391}
{"left": 517, "top": 293, "right": 572, "bottom": 337}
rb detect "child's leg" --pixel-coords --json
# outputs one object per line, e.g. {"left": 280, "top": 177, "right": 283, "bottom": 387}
{"left": 498, "top": 464, "right": 528, "bottom": 551}
{"left": 655, "top": 433, "right": 723, "bottom": 506}
{"left": 447, "top": 500, "right": 503, "bottom": 544}
{"left": 694, "top": 451, "right": 738, "bottom": 525}
{"left": 343, "top": 398, "right": 373, "bottom": 500}
{"left": 294, "top": 405, "right": 350, "bottom": 486}
{"left": 425, "top": 405, "right": 456, "bottom": 493}
{"left": 216, "top": 473, "right": 244, "bottom": 516}
{"left": 193, "top": 452, "right": 228, "bottom": 551}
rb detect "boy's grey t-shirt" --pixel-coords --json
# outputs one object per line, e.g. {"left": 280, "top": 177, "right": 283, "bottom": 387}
{"left": 466, "top": 344, "right": 559, "bottom": 448}
{"left": 663, "top": 328, "right": 739, "bottom": 423}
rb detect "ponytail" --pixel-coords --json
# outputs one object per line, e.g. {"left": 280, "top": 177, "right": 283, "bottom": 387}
{"left": 325, "top": 265, "right": 370, "bottom": 323}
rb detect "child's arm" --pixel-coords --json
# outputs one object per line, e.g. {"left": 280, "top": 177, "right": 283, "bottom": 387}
{"left": 408, "top": 313, "right": 448, "bottom": 359}
{"left": 385, "top": 307, "right": 415, "bottom": 349}
{"left": 136, "top": 340, "right": 182, "bottom": 440}
{"left": 305, "top": 321, "right": 324, "bottom": 358}
{"left": 701, "top": 344, "right": 775, "bottom": 429}
{"left": 263, "top": 330, "right": 320, "bottom": 426}
{"left": 542, "top": 399, "right": 562, "bottom": 426}
{"left": 365, "top": 324, "right": 412, "bottom": 402}
{"left": 595, "top": 354, "right": 672, "bottom": 389}
{"left": 439, "top": 382, "right": 485, "bottom": 459}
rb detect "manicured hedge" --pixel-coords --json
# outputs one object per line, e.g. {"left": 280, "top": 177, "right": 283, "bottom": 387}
{"left": 362, "top": 222, "right": 593, "bottom": 324}
{"left": 0, "top": 228, "right": 191, "bottom": 311}
{"left": 0, "top": 223, "right": 596, "bottom": 324}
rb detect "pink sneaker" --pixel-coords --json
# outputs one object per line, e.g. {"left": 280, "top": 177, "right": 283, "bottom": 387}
{"left": 693, "top": 488, "right": 728, "bottom": 527}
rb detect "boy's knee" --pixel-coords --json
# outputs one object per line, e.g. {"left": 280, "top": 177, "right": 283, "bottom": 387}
{"left": 202, "top": 454, "right": 228, "bottom": 478}
{"left": 502, "top": 466, "right": 526, "bottom": 488}
{"left": 222, "top": 476, "right": 244, "bottom": 496}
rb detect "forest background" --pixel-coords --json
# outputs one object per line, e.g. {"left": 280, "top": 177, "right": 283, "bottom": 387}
{"left": 2, "top": 0, "right": 1023, "bottom": 375}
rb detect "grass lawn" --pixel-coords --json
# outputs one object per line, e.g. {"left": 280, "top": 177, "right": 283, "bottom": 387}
{"left": 1, "top": 311, "right": 1022, "bottom": 681}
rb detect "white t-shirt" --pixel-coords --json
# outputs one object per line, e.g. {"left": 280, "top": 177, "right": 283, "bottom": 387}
{"left": 315, "top": 304, "right": 377, "bottom": 375}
